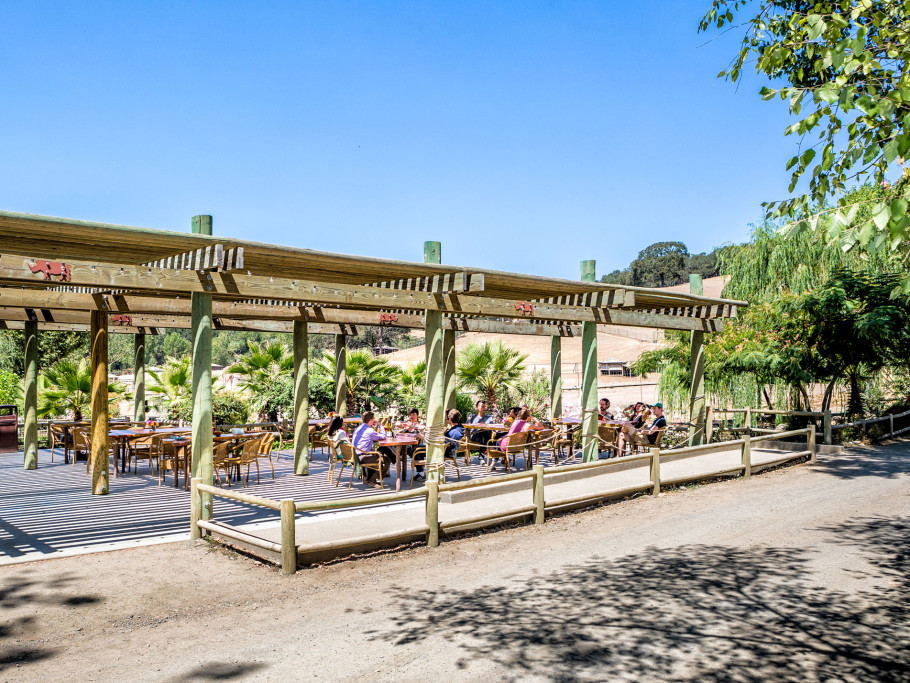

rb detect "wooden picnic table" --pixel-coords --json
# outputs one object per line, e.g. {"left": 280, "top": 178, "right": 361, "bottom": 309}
{"left": 375, "top": 435, "right": 420, "bottom": 491}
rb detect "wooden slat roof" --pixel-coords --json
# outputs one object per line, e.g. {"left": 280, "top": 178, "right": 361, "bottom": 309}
{"left": 0, "top": 210, "right": 746, "bottom": 312}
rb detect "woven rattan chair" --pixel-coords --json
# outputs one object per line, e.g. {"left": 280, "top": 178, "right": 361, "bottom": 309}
{"left": 237, "top": 435, "right": 267, "bottom": 486}
{"left": 597, "top": 423, "right": 620, "bottom": 458}
{"left": 127, "top": 434, "right": 161, "bottom": 473}
{"left": 158, "top": 439, "right": 190, "bottom": 488}
{"left": 525, "top": 428, "right": 555, "bottom": 469}
{"left": 257, "top": 432, "right": 278, "bottom": 479}
{"left": 212, "top": 440, "right": 233, "bottom": 486}
{"left": 310, "top": 426, "right": 330, "bottom": 459}
{"left": 49, "top": 424, "right": 69, "bottom": 463}
{"left": 338, "top": 442, "right": 384, "bottom": 490}
{"left": 551, "top": 424, "right": 576, "bottom": 464}
{"left": 484, "top": 430, "right": 528, "bottom": 473}
{"left": 408, "top": 446, "right": 426, "bottom": 488}
{"left": 71, "top": 427, "right": 93, "bottom": 473}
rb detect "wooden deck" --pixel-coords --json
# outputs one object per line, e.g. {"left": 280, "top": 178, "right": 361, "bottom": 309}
{"left": 0, "top": 445, "right": 526, "bottom": 564}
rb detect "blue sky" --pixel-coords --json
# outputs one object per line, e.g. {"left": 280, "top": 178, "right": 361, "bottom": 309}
{"left": 0, "top": 1, "right": 796, "bottom": 280}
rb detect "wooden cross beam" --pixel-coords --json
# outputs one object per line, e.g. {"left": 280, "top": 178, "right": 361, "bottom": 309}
{"left": 0, "top": 284, "right": 723, "bottom": 332}
{"left": 532, "top": 289, "right": 634, "bottom": 308}
{"left": 141, "top": 244, "right": 244, "bottom": 272}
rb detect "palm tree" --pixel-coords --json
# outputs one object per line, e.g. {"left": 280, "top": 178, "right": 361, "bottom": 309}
{"left": 398, "top": 361, "right": 427, "bottom": 412}
{"left": 456, "top": 341, "right": 527, "bottom": 412}
{"left": 39, "top": 358, "right": 129, "bottom": 420}
{"left": 147, "top": 356, "right": 192, "bottom": 420}
{"left": 228, "top": 340, "right": 294, "bottom": 419}
{"left": 312, "top": 349, "right": 401, "bottom": 413}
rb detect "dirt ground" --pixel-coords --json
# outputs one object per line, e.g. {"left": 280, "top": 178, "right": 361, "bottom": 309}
{"left": 2, "top": 439, "right": 909, "bottom": 682}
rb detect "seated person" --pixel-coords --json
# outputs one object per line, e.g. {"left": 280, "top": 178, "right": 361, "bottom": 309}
{"left": 467, "top": 399, "right": 494, "bottom": 456}
{"left": 443, "top": 410, "right": 465, "bottom": 462}
{"left": 617, "top": 403, "right": 667, "bottom": 454}
{"left": 598, "top": 398, "right": 614, "bottom": 421}
{"left": 351, "top": 411, "right": 393, "bottom": 487}
{"left": 627, "top": 402, "right": 646, "bottom": 428}
{"left": 327, "top": 416, "right": 350, "bottom": 449}
{"left": 520, "top": 403, "right": 543, "bottom": 427}
{"left": 399, "top": 407, "right": 426, "bottom": 474}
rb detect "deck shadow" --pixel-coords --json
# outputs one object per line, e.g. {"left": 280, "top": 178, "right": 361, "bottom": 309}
{"left": 368, "top": 524, "right": 910, "bottom": 681}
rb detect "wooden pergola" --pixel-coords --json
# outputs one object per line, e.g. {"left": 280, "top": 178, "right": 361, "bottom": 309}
{"left": 0, "top": 210, "right": 745, "bottom": 515}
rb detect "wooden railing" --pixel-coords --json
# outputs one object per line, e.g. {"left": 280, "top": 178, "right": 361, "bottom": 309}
{"left": 709, "top": 405, "right": 910, "bottom": 446}
{"left": 190, "top": 425, "right": 816, "bottom": 575}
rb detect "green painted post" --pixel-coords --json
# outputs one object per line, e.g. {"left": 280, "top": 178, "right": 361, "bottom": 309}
{"left": 425, "top": 310, "right": 445, "bottom": 481}
{"left": 191, "top": 215, "right": 213, "bottom": 519}
{"left": 293, "top": 320, "right": 310, "bottom": 475}
{"left": 580, "top": 260, "right": 598, "bottom": 462}
{"left": 550, "top": 336, "right": 563, "bottom": 421}
{"left": 23, "top": 321, "right": 38, "bottom": 470}
{"left": 334, "top": 334, "right": 347, "bottom": 416}
{"left": 424, "top": 241, "right": 456, "bottom": 415}
{"left": 133, "top": 332, "right": 146, "bottom": 423}
{"left": 688, "top": 274, "right": 706, "bottom": 446}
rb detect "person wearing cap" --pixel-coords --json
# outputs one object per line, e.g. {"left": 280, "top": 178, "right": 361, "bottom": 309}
{"left": 617, "top": 403, "right": 667, "bottom": 454}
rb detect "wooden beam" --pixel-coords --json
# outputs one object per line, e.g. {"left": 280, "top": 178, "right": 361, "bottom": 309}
{"left": 23, "top": 321, "right": 38, "bottom": 470}
{"left": 134, "top": 333, "right": 146, "bottom": 422}
{"left": 580, "top": 260, "right": 598, "bottom": 463}
{"left": 90, "top": 311, "right": 109, "bottom": 495}
{"left": 335, "top": 334, "right": 347, "bottom": 416}
{"left": 0, "top": 256, "right": 727, "bottom": 328}
{"left": 191, "top": 215, "right": 213, "bottom": 520}
{"left": 550, "top": 336, "right": 562, "bottom": 422}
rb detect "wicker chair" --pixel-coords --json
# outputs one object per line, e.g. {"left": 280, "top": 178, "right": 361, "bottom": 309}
{"left": 337, "top": 442, "right": 385, "bottom": 490}
{"left": 310, "top": 426, "right": 330, "bottom": 459}
{"left": 212, "top": 440, "right": 234, "bottom": 486}
{"left": 597, "top": 423, "right": 620, "bottom": 458}
{"left": 525, "top": 428, "right": 555, "bottom": 469}
{"left": 484, "top": 431, "right": 529, "bottom": 473}
{"left": 159, "top": 439, "right": 191, "bottom": 488}
{"left": 408, "top": 446, "right": 426, "bottom": 488}
{"left": 49, "top": 424, "right": 69, "bottom": 463}
{"left": 257, "top": 432, "right": 278, "bottom": 479}
{"left": 72, "top": 427, "right": 92, "bottom": 473}
{"left": 237, "top": 435, "right": 267, "bottom": 486}
{"left": 551, "top": 424, "right": 576, "bottom": 465}
{"left": 127, "top": 434, "right": 161, "bottom": 473}
{"left": 632, "top": 428, "right": 666, "bottom": 454}
{"left": 326, "top": 439, "right": 344, "bottom": 482}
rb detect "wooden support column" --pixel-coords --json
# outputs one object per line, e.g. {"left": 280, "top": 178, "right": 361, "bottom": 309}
{"left": 191, "top": 215, "right": 213, "bottom": 520}
{"left": 22, "top": 321, "right": 38, "bottom": 470}
{"left": 550, "top": 336, "right": 563, "bottom": 421}
{"left": 424, "top": 241, "right": 456, "bottom": 415}
{"left": 90, "top": 311, "right": 109, "bottom": 494}
{"left": 688, "top": 274, "right": 706, "bottom": 446}
{"left": 425, "top": 309, "right": 445, "bottom": 481}
{"left": 580, "top": 260, "right": 598, "bottom": 462}
{"left": 334, "top": 334, "right": 347, "bottom": 416}
{"left": 293, "top": 320, "right": 310, "bottom": 475}
{"left": 133, "top": 332, "right": 146, "bottom": 422}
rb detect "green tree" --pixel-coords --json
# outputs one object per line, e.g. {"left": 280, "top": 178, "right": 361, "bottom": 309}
{"left": 38, "top": 358, "right": 130, "bottom": 420}
{"left": 147, "top": 356, "right": 192, "bottom": 420}
{"left": 701, "top": 1, "right": 910, "bottom": 294}
{"left": 312, "top": 349, "right": 401, "bottom": 413}
{"left": 162, "top": 332, "right": 191, "bottom": 359}
{"left": 630, "top": 241, "right": 689, "bottom": 287}
{"left": 398, "top": 362, "right": 427, "bottom": 413}
{"left": 455, "top": 341, "right": 527, "bottom": 411}
{"left": 0, "top": 369, "right": 22, "bottom": 407}
{"left": 228, "top": 340, "right": 294, "bottom": 420}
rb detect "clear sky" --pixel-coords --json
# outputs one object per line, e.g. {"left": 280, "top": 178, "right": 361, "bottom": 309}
{"left": 0, "top": 1, "right": 795, "bottom": 281}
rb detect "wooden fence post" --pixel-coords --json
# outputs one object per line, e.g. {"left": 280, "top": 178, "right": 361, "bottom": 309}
{"left": 533, "top": 465, "right": 545, "bottom": 524}
{"left": 650, "top": 447, "right": 660, "bottom": 495}
{"left": 280, "top": 499, "right": 297, "bottom": 576}
{"left": 744, "top": 406, "right": 752, "bottom": 436}
{"left": 808, "top": 424, "right": 817, "bottom": 464}
{"left": 426, "top": 481, "right": 439, "bottom": 547}
{"left": 190, "top": 477, "right": 203, "bottom": 540}
{"left": 890, "top": 413, "right": 894, "bottom": 437}
{"left": 823, "top": 409, "right": 832, "bottom": 445}
{"left": 741, "top": 432, "right": 751, "bottom": 479}
{"left": 705, "top": 405, "right": 714, "bottom": 444}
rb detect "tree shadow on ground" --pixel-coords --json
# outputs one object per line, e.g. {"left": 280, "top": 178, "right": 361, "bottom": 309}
{"left": 369, "top": 521, "right": 910, "bottom": 681}
{"left": 0, "top": 572, "right": 103, "bottom": 672}
{"left": 172, "top": 662, "right": 267, "bottom": 681}
{"left": 812, "top": 439, "right": 910, "bottom": 480}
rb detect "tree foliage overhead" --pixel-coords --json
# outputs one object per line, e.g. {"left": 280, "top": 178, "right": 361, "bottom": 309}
{"left": 700, "top": 0, "right": 910, "bottom": 294}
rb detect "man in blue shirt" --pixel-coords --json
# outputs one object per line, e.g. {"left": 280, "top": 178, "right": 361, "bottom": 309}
{"left": 351, "top": 411, "right": 392, "bottom": 486}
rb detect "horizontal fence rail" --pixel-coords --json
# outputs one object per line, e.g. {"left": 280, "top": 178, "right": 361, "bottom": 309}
{"left": 190, "top": 423, "right": 817, "bottom": 575}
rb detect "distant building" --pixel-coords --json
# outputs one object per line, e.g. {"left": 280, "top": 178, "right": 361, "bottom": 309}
{"left": 372, "top": 345, "right": 399, "bottom": 356}
{"left": 598, "top": 360, "right": 635, "bottom": 377}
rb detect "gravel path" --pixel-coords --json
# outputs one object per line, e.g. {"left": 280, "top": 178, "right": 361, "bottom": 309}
{"left": 2, "top": 439, "right": 908, "bottom": 682}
